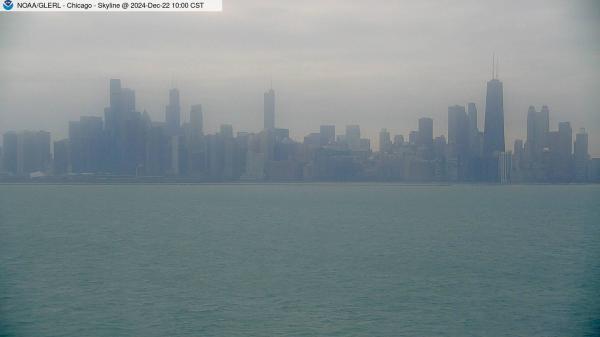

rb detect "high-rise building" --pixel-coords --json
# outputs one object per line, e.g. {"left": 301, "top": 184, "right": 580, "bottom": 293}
{"left": 69, "top": 116, "right": 104, "bottom": 174}
{"left": 145, "top": 124, "right": 170, "bottom": 176}
{"left": 467, "top": 103, "right": 477, "bottom": 132}
{"left": 482, "top": 74, "right": 505, "bottom": 181}
{"left": 526, "top": 106, "right": 536, "bottom": 154}
{"left": 417, "top": 118, "right": 433, "bottom": 148}
{"left": 556, "top": 122, "right": 573, "bottom": 181}
{"left": 393, "top": 135, "right": 404, "bottom": 147}
{"left": 105, "top": 79, "right": 122, "bottom": 132}
{"left": 264, "top": 88, "right": 275, "bottom": 130}
{"left": 359, "top": 138, "right": 371, "bottom": 152}
{"left": 121, "top": 88, "right": 136, "bottom": 113}
{"left": 4, "top": 131, "right": 51, "bottom": 176}
{"left": 220, "top": 124, "right": 234, "bottom": 138}
{"left": 513, "top": 139, "right": 524, "bottom": 169}
{"left": 379, "top": 128, "right": 392, "bottom": 153}
{"left": 526, "top": 105, "right": 550, "bottom": 163}
{"left": 165, "top": 88, "right": 181, "bottom": 135}
{"left": 558, "top": 122, "right": 572, "bottom": 159}
{"left": 448, "top": 105, "right": 469, "bottom": 180}
{"left": 408, "top": 131, "right": 418, "bottom": 145}
{"left": 2, "top": 132, "right": 18, "bottom": 175}
{"left": 467, "top": 103, "right": 479, "bottom": 154}
{"left": 346, "top": 125, "right": 361, "bottom": 151}
{"left": 448, "top": 105, "right": 468, "bottom": 156}
{"left": 103, "top": 79, "right": 141, "bottom": 174}
{"left": 53, "top": 139, "right": 70, "bottom": 175}
{"left": 190, "top": 104, "right": 203, "bottom": 136}
{"left": 498, "top": 151, "right": 512, "bottom": 184}
{"left": 483, "top": 78, "right": 505, "bottom": 156}
{"left": 574, "top": 128, "right": 589, "bottom": 182}
{"left": 320, "top": 125, "right": 335, "bottom": 146}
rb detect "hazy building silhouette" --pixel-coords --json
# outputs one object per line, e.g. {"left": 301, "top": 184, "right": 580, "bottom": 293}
{"left": 379, "top": 128, "right": 392, "bottom": 153}
{"left": 165, "top": 88, "right": 181, "bottom": 136}
{"left": 3, "top": 131, "right": 51, "bottom": 176}
{"left": 187, "top": 104, "right": 206, "bottom": 176}
{"left": 467, "top": 103, "right": 480, "bottom": 155}
{"left": 346, "top": 125, "right": 361, "bottom": 151}
{"left": 498, "top": 151, "right": 512, "bottom": 184}
{"left": 448, "top": 105, "right": 469, "bottom": 179}
{"left": 448, "top": 106, "right": 468, "bottom": 155}
{"left": 1, "top": 74, "right": 595, "bottom": 184}
{"left": 53, "top": 139, "right": 70, "bottom": 175}
{"left": 69, "top": 116, "right": 104, "bottom": 174}
{"left": 483, "top": 78, "right": 505, "bottom": 156}
{"left": 320, "top": 125, "right": 335, "bottom": 146}
{"left": 553, "top": 121, "right": 573, "bottom": 181}
{"left": 574, "top": 128, "right": 589, "bottom": 182}
{"left": 2, "top": 132, "right": 18, "bottom": 175}
{"left": 408, "top": 131, "right": 418, "bottom": 145}
{"left": 482, "top": 73, "right": 505, "bottom": 181}
{"left": 417, "top": 118, "right": 433, "bottom": 148}
{"left": 190, "top": 104, "right": 204, "bottom": 136}
{"left": 145, "top": 124, "right": 170, "bottom": 176}
{"left": 526, "top": 105, "right": 550, "bottom": 164}
{"left": 393, "top": 134, "right": 404, "bottom": 147}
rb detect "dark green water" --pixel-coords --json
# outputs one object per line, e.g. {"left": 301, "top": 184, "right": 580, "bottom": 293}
{"left": 0, "top": 184, "right": 599, "bottom": 336}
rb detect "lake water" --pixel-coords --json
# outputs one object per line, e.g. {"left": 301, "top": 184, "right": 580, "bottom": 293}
{"left": 0, "top": 184, "right": 599, "bottom": 336}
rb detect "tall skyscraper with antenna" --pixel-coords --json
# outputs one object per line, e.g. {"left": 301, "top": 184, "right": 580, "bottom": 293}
{"left": 483, "top": 55, "right": 505, "bottom": 180}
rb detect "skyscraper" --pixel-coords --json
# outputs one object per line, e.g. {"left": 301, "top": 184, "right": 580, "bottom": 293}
{"left": 121, "top": 88, "right": 136, "bottom": 113}
{"left": 264, "top": 88, "right": 275, "bottom": 130}
{"left": 448, "top": 105, "right": 468, "bottom": 157}
{"left": 345, "top": 125, "right": 361, "bottom": 151}
{"left": 574, "top": 128, "right": 589, "bottom": 182}
{"left": 320, "top": 125, "right": 335, "bottom": 146}
{"left": 379, "top": 128, "right": 392, "bottom": 153}
{"left": 557, "top": 121, "right": 573, "bottom": 181}
{"left": 483, "top": 78, "right": 505, "bottom": 157}
{"left": 165, "top": 88, "right": 181, "bottom": 135}
{"left": 417, "top": 118, "right": 433, "bottom": 148}
{"left": 69, "top": 116, "right": 103, "bottom": 173}
{"left": 190, "top": 104, "right": 203, "bottom": 135}
{"left": 448, "top": 105, "right": 469, "bottom": 179}
{"left": 467, "top": 103, "right": 480, "bottom": 155}
{"left": 482, "top": 65, "right": 505, "bottom": 181}
{"left": 498, "top": 151, "right": 512, "bottom": 184}
{"left": 53, "top": 139, "right": 70, "bottom": 175}
{"left": 408, "top": 131, "right": 418, "bottom": 145}
{"left": 2, "top": 131, "right": 18, "bottom": 175}
{"left": 105, "top": 79, "right": 122, "bottom": 132}
{"left": 467, "top": 103, "right": 478, "bottom": 134}
{"left": 4, "top": 130, "right": 51, "bottom": 176}
{"left": 526, "top": 105, "right": 550, "bottom": 164}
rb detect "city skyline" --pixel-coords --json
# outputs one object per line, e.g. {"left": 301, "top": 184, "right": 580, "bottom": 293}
{"left": 1, "top": 0, "right": 598, "bottom": 155}
{"left": 0, "top": 75, "right": 596, "bottom": 156}
{"left": 1, "top": 75, "right": 597, "bottom": 183}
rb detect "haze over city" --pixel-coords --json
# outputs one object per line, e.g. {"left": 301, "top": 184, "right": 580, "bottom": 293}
{"left": 1, "top": 0, "right": 599, "bottom": 154}
{"left": 2, "top": 2, "right": 600, "bottom": 336}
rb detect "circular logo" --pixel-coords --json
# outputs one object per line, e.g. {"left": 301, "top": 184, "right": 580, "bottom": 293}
{"left": 3, "top": 0, "right": 13, "bottom": 10}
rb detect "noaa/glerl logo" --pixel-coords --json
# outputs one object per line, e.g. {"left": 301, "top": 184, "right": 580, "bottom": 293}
{"left": 3, "top": 0, "right": 14, "bottom": 10}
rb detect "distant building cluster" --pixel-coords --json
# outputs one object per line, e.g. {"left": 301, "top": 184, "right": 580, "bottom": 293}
{"left": 1, "top": 77, "right": 598, "bottom": 183}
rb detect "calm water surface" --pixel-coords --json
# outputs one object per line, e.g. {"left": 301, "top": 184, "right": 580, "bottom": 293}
{"left": 0, "top": 184, "right": 599, "bottom": 336}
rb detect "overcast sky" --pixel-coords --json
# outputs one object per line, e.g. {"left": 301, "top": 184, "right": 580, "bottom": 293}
{"left": 0, "top": 0, "right": 599, "bottom": 154}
